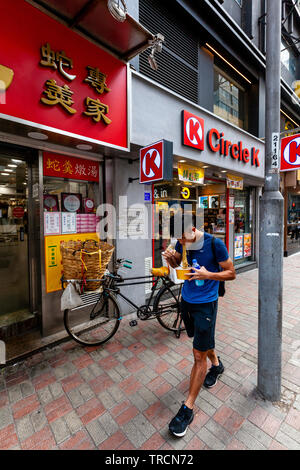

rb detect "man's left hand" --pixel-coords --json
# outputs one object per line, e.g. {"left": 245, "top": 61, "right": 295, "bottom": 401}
{"left": 186, "top": 266, "right": 211, "bottom": 281}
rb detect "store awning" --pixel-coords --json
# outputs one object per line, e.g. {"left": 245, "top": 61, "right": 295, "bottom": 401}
{"left": 30, "top": 0, "right": 156, "bottom": 61}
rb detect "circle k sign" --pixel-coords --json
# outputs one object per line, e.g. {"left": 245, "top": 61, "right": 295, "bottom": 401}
{"left": 281, "top": 133, "right": 300, "bottom": 171}
{"left": 139, "top": 139, "right": 173, "bottom": 184}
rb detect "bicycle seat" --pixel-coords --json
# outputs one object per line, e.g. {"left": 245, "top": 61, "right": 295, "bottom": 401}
{"left": 151, "top": 266, "right": 169, "bottom": 277}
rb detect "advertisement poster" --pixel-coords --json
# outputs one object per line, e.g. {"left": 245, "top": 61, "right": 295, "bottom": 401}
{"left": 229, "top": 196, "right": 235, "bottom": 208}
{"left": 209, "top": 195, "right": 219, "bottom": 209}
{"left": 229, "top": 209, "right": 235, "bottom": 224}
{"left": 244, "top": 233, "right": 252, "bottom": 257}
{"left": 220, "top": 195, "right": 226, "bottom": 209}
{"left": 234, "top": 234, "right": 244, "bottom": 260}
{"left": 199, "top": 196, "right": 208, "bottom": 209}
{"left": 178, "top": 163, "right": 205, "bottom": 184}
{"left": 44, "top": 212, "right": 61, "bottom": 235}
{"left": 61, "top": 212, "right": 77, "bottom": 234}
{"left": 227, "top": 174, "right": 243, "bottom": 190}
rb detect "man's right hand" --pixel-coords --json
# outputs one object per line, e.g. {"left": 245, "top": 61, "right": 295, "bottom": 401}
{"left": 163, "top": 249, "right": 181, "bottom": 269}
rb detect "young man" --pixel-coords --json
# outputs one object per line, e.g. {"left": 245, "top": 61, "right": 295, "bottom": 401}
{"left": 163, "top": 224, "right": 236, "bottom": 437}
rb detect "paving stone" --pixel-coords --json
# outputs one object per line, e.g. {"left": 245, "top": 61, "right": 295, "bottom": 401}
{"left": 205, "top": 419, "right": 233, "bottom": 446}
{"left": 121, "top": 421, "right": 148, "bottom": 448}
{"left": 31, "top": 409, "right": 48, "bottom": 432}
{"left": 240, "top": 420, "right": 273, "bottom": 448}
{"left": 53, "top": 363, "right": 77, "bottom": 380}
{"left": 20, "top": 382, "right": 35, "bottom": 398}
{"left": 37, "top": 387, "right": 52, "bottom": 406}
{"left": 98, "top": 412, "right": 119, "bottom": 436}
{"left": 234, "top": 429, "right": 267, "bottom": 450}
{"left": 8, "top": 385, "right": 23, "bottom": 403}
{"left": 50, "top": 418, "right": 70, "bottom": 445}
{"left": 86, "top": 419, "right": 108, "bottom": 446}
{"left": 197, "top": 427, "right": 226, "bottom": 450}
{"left": 68, "top": 388, "right": 85, "bottom": 408}
{"left": 0, "top": 406, "right": 13, "bottom": 430}
{"left": 275, "top": 430, "right": 300, "bottom": 450}
{"left": 63, "top": 410, "right": 83, "bottom": 434}
{"left": 16, "top": 415, "right": 35, "bottom": 441}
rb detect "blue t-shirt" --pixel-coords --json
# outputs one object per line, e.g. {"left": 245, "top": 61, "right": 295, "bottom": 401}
{"left": 175, "top": 233, "right": 229, "bottom": 304}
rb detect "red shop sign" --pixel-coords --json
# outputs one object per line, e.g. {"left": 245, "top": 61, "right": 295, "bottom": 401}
{"left": 13, "top": 206, "right": 25, "bottom": 218}
{"left": 139, "top": 140, "right": 173, "bottom": 184}
{"left": 0, "top": 0, "right": 128, "bottom": 150}
{"left": 281, "top": 133, "right": 300, "bottom": 171}
{"left": 43, "top": 152, "right": 99, "bottom": 182}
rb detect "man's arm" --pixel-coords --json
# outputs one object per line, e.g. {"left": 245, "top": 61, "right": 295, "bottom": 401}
{"left": 187, "top": 257, "right": 236, "bottom": 281}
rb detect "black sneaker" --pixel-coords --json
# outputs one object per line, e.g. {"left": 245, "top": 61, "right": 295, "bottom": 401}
{"left": 169, "top": 403, "right": 194, "bottom": 437}
{"left": 203, "top": 357, "right": 224, "bottom": 388}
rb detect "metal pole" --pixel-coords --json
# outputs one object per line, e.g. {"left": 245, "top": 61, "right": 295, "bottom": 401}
{"left": 258, "top": 0, "right": 283, "bottom": 401}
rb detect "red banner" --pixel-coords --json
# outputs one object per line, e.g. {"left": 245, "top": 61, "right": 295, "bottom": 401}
{"left": 0, "top": 0, "right": 128, "bottom": 150}
{"left": 43, "top": 152, "right": 99, "bottom": 182}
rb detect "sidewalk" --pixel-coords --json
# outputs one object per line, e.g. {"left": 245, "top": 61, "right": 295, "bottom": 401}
{"left": 0, "top": 254, "right": 299, "bottom": 450}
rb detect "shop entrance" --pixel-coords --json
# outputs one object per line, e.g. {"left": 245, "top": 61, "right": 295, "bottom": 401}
{"left": 0, "top": 145, "right": 40, "bottom": 338}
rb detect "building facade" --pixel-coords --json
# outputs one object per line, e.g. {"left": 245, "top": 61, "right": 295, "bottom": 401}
{"left": 0, "top": 0, "right": 299, "bottom": 356}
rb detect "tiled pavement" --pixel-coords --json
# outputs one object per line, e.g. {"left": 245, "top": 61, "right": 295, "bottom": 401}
{"left": 0, "top": 254, "right": 300, "bottom": 451}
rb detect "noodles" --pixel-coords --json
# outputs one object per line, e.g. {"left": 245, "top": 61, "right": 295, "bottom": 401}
{"left": 182, "top": 244, "right": 188, "bottom": 268}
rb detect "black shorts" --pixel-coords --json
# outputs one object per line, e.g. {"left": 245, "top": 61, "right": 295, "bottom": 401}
{"left": 180, "top": 298, "right": 218, "bottom": 352}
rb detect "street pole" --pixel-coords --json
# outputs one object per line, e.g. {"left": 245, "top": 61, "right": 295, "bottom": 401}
{"left": 258, "top": 0, "right": 284, "bottom": 402}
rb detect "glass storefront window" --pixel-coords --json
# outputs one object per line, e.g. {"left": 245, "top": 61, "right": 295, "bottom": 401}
{"left": 153, "top": 177, "right": 198, "bottom": 267}
{"left": 213, "top": 66, "right": 248, "bottom": 130}
{"left": 233, "top": 188, "right": 253, "bottom": 265}
{"left": 199, "top": 179, "right": 226, "bottom": 245}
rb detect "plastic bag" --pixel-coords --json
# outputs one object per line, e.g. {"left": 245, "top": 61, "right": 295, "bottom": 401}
{"left": 61, "top": 282, "right": 84, "bottom": 311}
{"left": 162, "top": 252, "right": 184, "bottom": 285}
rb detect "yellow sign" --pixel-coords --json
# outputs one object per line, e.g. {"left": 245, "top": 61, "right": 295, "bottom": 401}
{"left": 44, "top": 232, "right": 99, "bottom": 293}
{"left": 293, "top": 80, "right": 300, "bottom": 99}
{"left": 178, "top": 163, "right": 204, "bottom": 184}
{"left": 226, "top": 173, "right": 243, "bottom": 190}
{"left": 181, "top": 187, "right": 190, "bottom": 199}
{"left": 298, "top": 170, "right": 300, "bottom": 181}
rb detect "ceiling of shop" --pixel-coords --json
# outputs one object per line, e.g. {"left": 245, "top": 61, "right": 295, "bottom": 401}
{"left": 29, "top": 0, "right": 154, "bottom": 61}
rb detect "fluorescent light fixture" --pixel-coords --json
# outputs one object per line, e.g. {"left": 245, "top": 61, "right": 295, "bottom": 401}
{"left": 221, "top": 170, "right": 227, "bottom": 173}
{"left": 76, "top": 144, "right": 93, "bottom": 151}
{"left": 12, "top": 159, "right": 22, "bottom": 163}
{"left": 280, "top": 109, "right": 300, "bottom": 128}
{"left": 205, "top": 43, "right": 252, "bottom": 84}
{"left": 202, "top": 165, "right": 209, "bottom": 168}
{"left": 178, "top": 160, "right": 186, "bottom": 163}
{"left": 8, "top": 164, "right": 17, "bottom": 168}
{"left": 5, "top": 169, "right": 13, "bottom": 172}
{"left": 27, "top": 131, "right": 48, "bottom": 140}
{"left": 1, "top": 173, "right": 10, "bottom": 176}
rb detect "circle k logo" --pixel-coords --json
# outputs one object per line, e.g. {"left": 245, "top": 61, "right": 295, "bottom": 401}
{"left": 281, "top": 134, "right": 300, "bottom": 171}
{"left": 182, "top": 110, "right": 204, "bottom": 150}
{"left": 142, "top": 148, "right": 161, "bottom": 178}
{"left": 140, "top": 140, "right": 164, "bottom": 183}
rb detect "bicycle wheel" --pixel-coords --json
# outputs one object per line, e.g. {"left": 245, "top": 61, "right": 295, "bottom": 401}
{"left": 153, "top": 282, "right": 185, "bottom": 332}
{"left": 64, "top": 291, "right": 121, "bottom": 346}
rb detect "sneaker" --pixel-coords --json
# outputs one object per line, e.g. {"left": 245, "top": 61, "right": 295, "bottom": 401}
{"left": 169, "top": 403, "right": 194, "bottom": 437}
{"left": 203, "top": 357, "right": 224, "bottom": 388}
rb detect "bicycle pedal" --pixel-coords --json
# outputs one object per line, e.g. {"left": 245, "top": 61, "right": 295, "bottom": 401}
{"left": 129, "top": 320, "right": 138, "bottom": 327}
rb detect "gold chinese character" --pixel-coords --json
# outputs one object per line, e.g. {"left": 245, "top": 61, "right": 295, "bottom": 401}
{"left": 41, "top": 79, "right": 77, "bottom": 114}
{"left": 40, "top": 43, "right": 57, "bottom": 70}
{"left": 46, "top": 158, "right": 61, "bottom": 172}
{"left": 83, "top": 97, "right": 112, "bottom": 124}
{"left": 55, "top": 51, "right": 76, "bottom": 81}
{"left": 40, "top": 43, "right": 76, "bottom": 81}
{"left": 84, "top": 66, "right": 110, "bottom": 94}
{"left": 63, "top": 160, "right": 73, "bottom": 175}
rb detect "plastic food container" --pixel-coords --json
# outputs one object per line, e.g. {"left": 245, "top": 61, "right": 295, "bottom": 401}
{"left": 175, "top": 267, "right": 191, "bottom": 280}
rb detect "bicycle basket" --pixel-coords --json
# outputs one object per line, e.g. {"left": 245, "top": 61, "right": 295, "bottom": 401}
{"left": 60, "top": 239, "right": 114, "bottom": 291}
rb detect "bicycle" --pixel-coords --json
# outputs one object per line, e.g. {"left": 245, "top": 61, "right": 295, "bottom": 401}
{"left": 61, "top": 258, "right": 185, "bottom": 347}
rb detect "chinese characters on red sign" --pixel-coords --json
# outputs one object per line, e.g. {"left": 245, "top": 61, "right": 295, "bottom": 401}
{"left": 43, "top": 152, "right": 99, "bottom": 182}
{"left": 0, "top": 0, "right": 128, "bottom": 150}
{"left": 39, "top": 43, "right": 112, "bottom": 124}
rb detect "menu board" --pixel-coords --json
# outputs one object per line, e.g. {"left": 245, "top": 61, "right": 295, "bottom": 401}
{"left": 61, "top": 212, "right": 77, "bottom": 234}
{"left": 44, "top": 212, "right": 61, "bottom": 235}
{"left": 234, "top": 234, "right": 244, "bottom": 260}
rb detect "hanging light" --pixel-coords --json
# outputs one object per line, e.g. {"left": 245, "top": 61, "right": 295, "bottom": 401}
{"left": 107, "top": 0, "right": 127, "bottom": 22}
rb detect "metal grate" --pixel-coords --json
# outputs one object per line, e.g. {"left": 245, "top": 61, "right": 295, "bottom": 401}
{"left": 139, "top": 0, "right": 199, "bottom": 104}
{"left": 139, "top": 48, "right": 198, "bottom": 104}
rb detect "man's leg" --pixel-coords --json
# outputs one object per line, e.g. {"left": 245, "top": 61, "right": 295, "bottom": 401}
{"left": 207, "top": 349, "right": 219, "bottom": 366}
{"left": 184, "top": 349, "right": 208, "bottom": 409}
